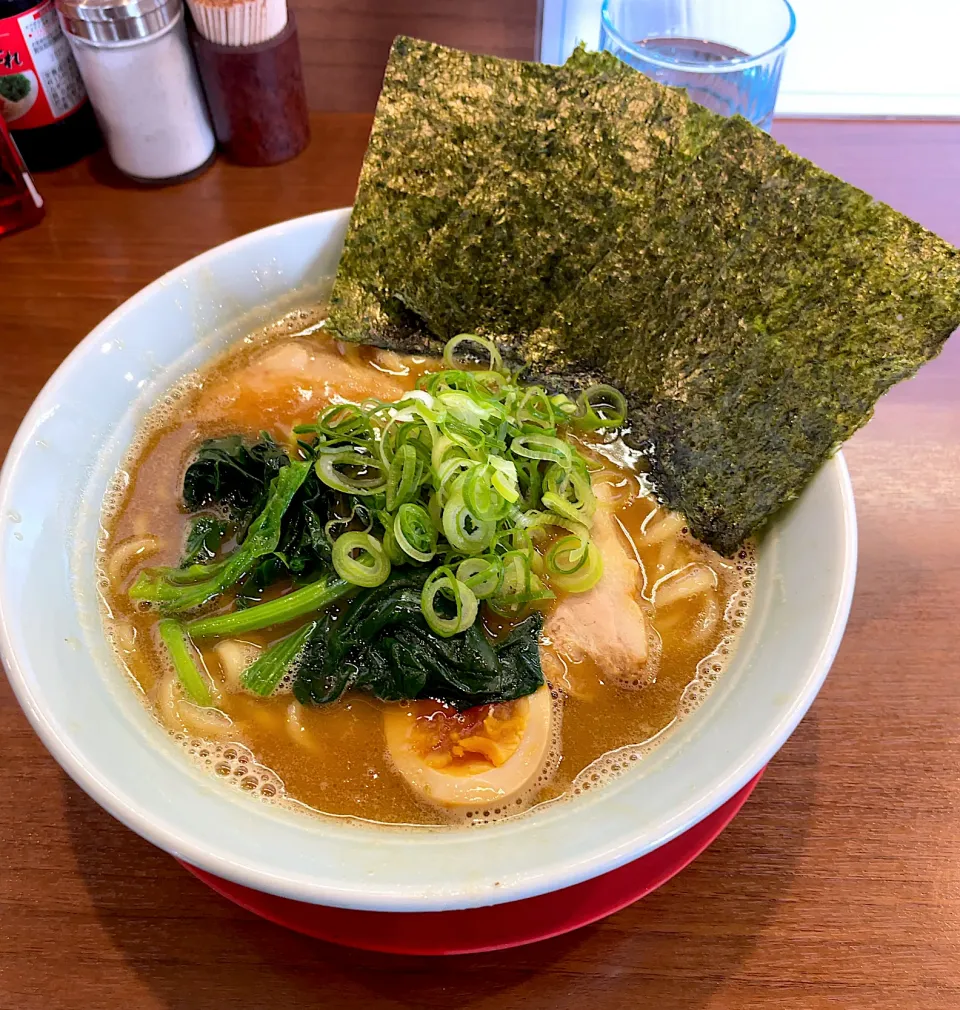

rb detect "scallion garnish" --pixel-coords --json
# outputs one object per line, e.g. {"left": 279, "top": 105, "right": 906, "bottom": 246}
{"left": 294, "top": 333, "right": 627, "bottom": 623}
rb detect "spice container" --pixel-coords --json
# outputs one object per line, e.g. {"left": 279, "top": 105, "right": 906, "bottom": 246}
{"left": 57, "top": 0, "right": 215, "bottom": 183}
{"left": 0, "top": 0, "right": 100, "bottom": 170}
{"left": 187, "top": 0, "right": 308, "bottom": 166}
{"left": 0, "top": 112, "right": 44, "bottom": 235}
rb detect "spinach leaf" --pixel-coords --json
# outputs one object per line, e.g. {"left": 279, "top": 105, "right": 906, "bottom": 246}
{"left": 293, "top": 571, "right": 545, "bottom": 708}
{"left": 182, "top": 434, "right": 289, "bottom": 521}
{"left": 130, "top": 461, "right": 312, "bottom": 612}
{"left": 181, "top": 514, "right": 228, "bottom": 566}
{"left": 242, "top": 620, "right": 318, "bottom": 697}
{"left": 182, "top": 437, "right": 354, "bottom": 594}
{"left": 271, "top": 468, "right": 341, "bottom": 574}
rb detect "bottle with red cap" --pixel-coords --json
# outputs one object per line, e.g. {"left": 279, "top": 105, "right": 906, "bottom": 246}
{"left": 0, "top": 112, "right": 44, "bottom": 236}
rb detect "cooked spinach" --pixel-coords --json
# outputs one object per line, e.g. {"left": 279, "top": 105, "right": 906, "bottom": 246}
{"left": 242, "top": 620, "right": 318, "bottom": 697}
{"left": 182, "top": 434, "right": 289, "bottom": 521}
{"left": 187, "top": 574, "right": 351, "bottom": 638}
{"left": 134, "top": 433, "right": 548, "bottom": 708}
{"left": 181, "top": 514, "right": 228, "bottom": 566}
{"left": 129, "top": 461, "right": 311, "bottom": 612}
{"left": 187, "top": 437, "right": 360, "bottom": 587}
{"left": 293, "top": 571, "right": 545, "bottom": 709}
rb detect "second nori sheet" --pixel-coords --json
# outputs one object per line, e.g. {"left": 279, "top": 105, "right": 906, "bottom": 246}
{"left": 528, "top": 115, "right": 960, "bottom": 552}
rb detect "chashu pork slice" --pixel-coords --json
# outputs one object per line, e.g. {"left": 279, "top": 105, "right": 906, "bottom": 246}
{"left": 195, "top": 339, "right": 409, "bottom": 430}
{"left": 541, "top": 490, "right": 650, "bottom": 697}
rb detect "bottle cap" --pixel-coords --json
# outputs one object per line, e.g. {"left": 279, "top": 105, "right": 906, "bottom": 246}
{"left": 56, "top": 0, "right": 181, "bottom": 43}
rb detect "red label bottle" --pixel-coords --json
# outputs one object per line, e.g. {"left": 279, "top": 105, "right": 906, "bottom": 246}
{"left": 0, "top": 0, "right": 99, "bottom": 170}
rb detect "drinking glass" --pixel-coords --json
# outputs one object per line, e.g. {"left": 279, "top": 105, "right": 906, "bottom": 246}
{"left": 599, "top": 0, "right": 795, "bottom": 131}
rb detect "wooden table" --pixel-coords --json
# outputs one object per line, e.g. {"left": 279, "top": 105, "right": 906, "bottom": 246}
{"left": 1, "top": 115, "right": 958, "bottom": 1010}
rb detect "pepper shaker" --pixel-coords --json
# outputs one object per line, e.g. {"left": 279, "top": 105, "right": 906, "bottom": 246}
{"left": 57, "top": 0, "right": 216, "bottom": 183}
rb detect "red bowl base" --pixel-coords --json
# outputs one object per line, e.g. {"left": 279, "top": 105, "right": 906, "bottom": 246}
{"left": 181, "top": 770, "right": 763, "bottom": 955}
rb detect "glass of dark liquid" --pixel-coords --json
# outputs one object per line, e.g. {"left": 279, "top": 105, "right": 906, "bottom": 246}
{"left": 600, "top": 0, "right": 795, "bottom": 131}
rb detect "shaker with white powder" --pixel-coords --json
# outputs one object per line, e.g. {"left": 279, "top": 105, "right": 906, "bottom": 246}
{"left": 56, "top": 0, "right": 215, "bottom": 182}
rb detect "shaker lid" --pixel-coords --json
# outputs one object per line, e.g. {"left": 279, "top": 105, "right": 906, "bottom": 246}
{"left": 57, "top": 0, "right": 181, "bottom": 43}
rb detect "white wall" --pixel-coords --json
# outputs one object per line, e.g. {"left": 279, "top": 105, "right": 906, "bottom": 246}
{"left": 777, "top": 0, "right": 960, "bottom": 116}
{"left": 539, "top": 0, "right": 960, "bottom": 117}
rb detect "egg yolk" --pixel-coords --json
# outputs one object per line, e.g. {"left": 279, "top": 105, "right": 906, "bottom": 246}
{"left": 406, "top": 700, "right": 528, "bottom": 774}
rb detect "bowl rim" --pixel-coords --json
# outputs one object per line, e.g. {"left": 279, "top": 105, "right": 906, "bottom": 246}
{"left": 0, "top": 210, "right": 858, "bottom": 911}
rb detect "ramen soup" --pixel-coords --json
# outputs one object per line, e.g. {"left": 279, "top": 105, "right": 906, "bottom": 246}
{"left": 100, "top": 309, "right": 754, "bottom": 827}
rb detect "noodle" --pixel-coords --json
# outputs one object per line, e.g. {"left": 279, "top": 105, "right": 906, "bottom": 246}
{"left": 654, "top": 564, "right": 719, "bottom": 609}
{"left": 178, "top": 701, "right": 233, "bottom": 738}
{"left": 285, "top": 701, "right": 319, "bottom": 751}
{"left": 642, "top": 510, "right": 686, "bottom": 545}
{"left": 213, "top": 640, "right": 261, "bottom": 692}
{"left": 688, "top": 594, "right": 721, "bottom": 643}
{"left": 106, "top": 534, "right": 159, "bottom": 587}
{"left": 156, "top": 670, "right": 232, "bottom": 736}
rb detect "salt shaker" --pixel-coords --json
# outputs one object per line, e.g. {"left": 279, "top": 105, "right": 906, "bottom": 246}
{"left": 56, "top": 0, "right": 215, "bottom": 183}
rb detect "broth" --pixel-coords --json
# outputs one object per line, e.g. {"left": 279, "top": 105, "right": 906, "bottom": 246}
{"left": 100, "top": 308, "right": 753, "bottom": 827}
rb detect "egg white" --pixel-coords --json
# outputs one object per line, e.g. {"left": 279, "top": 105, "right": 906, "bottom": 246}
{"left": 383, "top": 685, "right": 554, "bottom": 809}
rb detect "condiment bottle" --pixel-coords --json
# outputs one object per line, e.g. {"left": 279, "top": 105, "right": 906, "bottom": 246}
{"left": 0, "top": 0, "right": 100, "bottom": 170}
{"left": 0, "top": 112, "right": 43, "bottom": 235}
{"left": 56, "top": 0, "right": 216, "bottom": 183}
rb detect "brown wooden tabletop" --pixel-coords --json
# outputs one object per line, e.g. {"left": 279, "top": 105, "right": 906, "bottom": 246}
{"left": 1, "top": 115, "right": 959, "bottom": 1010}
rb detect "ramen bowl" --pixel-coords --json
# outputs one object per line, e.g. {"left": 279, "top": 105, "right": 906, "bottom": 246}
{"left": 0, "top": 208, "right": 856, "bottom": 912}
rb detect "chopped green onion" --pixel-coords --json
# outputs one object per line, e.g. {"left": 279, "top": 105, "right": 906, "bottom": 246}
{"left": 516, "top": 509, "right": 591, "bottom": 546}
{"left": 516, "top": 387, "right": 559, "bottom": 431}
{"left": 455, "top": 555, "right": 503, "bottom": 599}
{"left": 379, "top": 517, "right": 407, "bottom": 565}
{"left": 572, "top": 384, "right": 628, "bottom": 431}
{"left": 296, "top": 403, "right": 376, "bottom": 448}
{"left": 394, "top": 503, "right": 437, "bottom": 562}
{"left": 158, "top": 618, "right": 213, "bottom": 706}
{"left": 463, "top": 463, "right": 513, "bottom": 522}
{"left": 442, "top": 495, "right": 496, "bottom": 554}
{"left": 386, "top": 442, "right": 423, "bottom": 509}
{"left": 542, "top": 460, "right": 596, "bottom": 523}
{"left": 443, "top": 333, "right": 502, "bottom": 373}
{"left": 511, "top": 433, "right": 573, "bottom": 467}
{"left": 316, "top": 451, "right": 386, "bottom": 495}
{"left": 332, "top": 531, "right": 391, "bottom": 587}
{"left": 436, "top": 454, "right": 475, "bottom": 497}
{"left": 548, "top": 538, "right": 604, "bottom": 593}
{"left": 489, "top": 456, "right": 520, "bottom": 503}
{"left": 421, "top": 567, "right": 478, "bottom": 637}
{"left": 489, "top": 550, "right": 554, "bottom": 616}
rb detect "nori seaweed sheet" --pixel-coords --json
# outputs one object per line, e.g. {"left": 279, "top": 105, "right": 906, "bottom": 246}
{"left": 328, "top": 43, "right": 724, "bottom": 349}
{"left": 327, "top": 37, "right": 563, "bottom": 352}
{"left": 328, "top": 37, "right": 960, "bottom": 554}
{"left": 529, "top": 115, "right": 960, "bottom": 552}
{"left": 396, "top": 51, "right": 714, "bottom": 339}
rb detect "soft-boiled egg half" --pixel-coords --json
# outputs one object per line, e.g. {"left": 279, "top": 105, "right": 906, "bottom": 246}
{"left": 383, "top": 685, "right": 555, "bottom": 809}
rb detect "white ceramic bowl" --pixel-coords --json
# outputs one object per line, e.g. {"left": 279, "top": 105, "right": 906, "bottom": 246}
{"left": 0, "top": 209, "right": 857, "bottom": 912}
